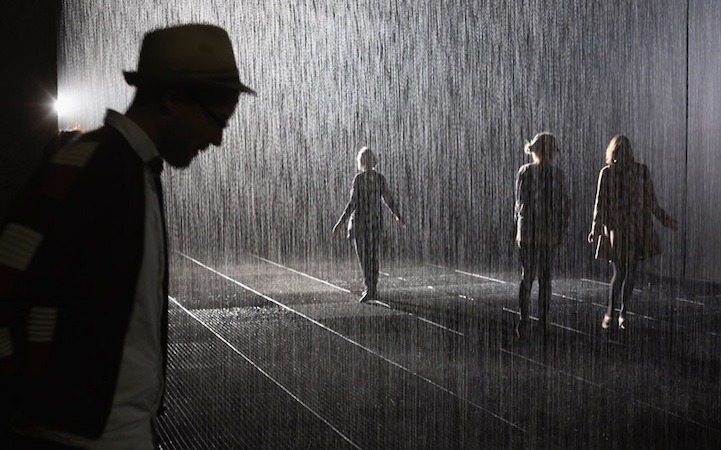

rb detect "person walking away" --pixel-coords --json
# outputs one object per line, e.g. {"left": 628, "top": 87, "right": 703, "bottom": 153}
{"left": 588, "top": 135, "right": 678, "bottom": 330}
{"left": 514, "top": 132, "right": 569, "bottom": 339}
{"left": 333, "top": 146, "right": 406, "bottom": 303}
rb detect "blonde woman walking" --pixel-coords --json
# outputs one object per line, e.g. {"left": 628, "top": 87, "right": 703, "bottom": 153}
{"left": 333, "top": 147, "right": 405, "bottom": 302}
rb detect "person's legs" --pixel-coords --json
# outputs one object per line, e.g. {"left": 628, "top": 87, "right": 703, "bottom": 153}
{"left": 602, "top": 261, "right": 623, "bottom": 329}
{"left": 354, "top": 235, "right": 373, "bottom": 301}
{"left": 517, "top": 242, "right": 537, "bottom": 336}
{"left": 607, "top": 261, "right": 624, "bottom": 318}
{"left": 537, "top": 244, "right": 553, "bottom": 327}
{"left": 618, "top": 259, "right": 637, "bottom": 326}
{"left": 368, "top": 237, "right": 379, "bottom": 298}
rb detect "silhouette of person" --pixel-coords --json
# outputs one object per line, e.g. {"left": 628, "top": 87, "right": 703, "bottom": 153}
{"left": 333, "top": 147, "right": 405, "bottom": 303}
{"left": 588, "top": 135, "right": 678, "bottom": 330}
{"left": 514, "top": 132, "right": 569, "bottom": 338}
{"left": 0, "top": 24, "right": 254, "bottom": 448}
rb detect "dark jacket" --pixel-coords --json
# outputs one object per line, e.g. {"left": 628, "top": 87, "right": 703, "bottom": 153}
{"left": 514, "top": 162, "right": 569, "bottom": 246}
{"left": 335, "top": 170, "right": 401, "bottom": 240}
{"left": 0, "top": 126, "right": 168, "bottom": 438}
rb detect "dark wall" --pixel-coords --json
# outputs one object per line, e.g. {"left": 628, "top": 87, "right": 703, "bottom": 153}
{"left": 0, "top": 1, "right": 60, "bottom": 220}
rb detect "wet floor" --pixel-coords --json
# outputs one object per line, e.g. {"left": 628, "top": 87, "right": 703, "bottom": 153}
{"left": 157, "top": 252, "right": 721, "bottom": 449}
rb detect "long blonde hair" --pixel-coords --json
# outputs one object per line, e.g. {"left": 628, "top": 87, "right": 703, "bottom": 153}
{"left": 605, "top": 134, "right": 635, "bottom": 165}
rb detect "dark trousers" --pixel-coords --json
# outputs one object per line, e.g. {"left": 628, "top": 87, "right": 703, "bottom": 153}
{"left": 354, "top": 234, "right": 379, "bottom": 297}
{"left": 608, "top": 259, "right": 637, "bottom": 318}
{"left": 518, "top": 242, "right": 555, "bottom": 324}
{"left": 2, "top": 433, "right": 77, "bottom": 449}
{"left": 2, "top": 420, "right": 161, "bottom": 449}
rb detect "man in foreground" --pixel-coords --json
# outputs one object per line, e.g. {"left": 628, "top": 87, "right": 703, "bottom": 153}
{"left": 0, "top": 23, "right": 254, "bottom": 448}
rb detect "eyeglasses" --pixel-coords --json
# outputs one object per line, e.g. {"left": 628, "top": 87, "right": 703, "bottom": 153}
{"left": 198, "top": 102, "right": 229, "bottom": 129}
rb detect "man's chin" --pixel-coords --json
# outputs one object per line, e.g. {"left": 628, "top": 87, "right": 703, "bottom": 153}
{"left": 163, "top": 152, "right": 197, "bottom": 168}
{"left": 163, "top": 157, "right": 193, "bottom": 169}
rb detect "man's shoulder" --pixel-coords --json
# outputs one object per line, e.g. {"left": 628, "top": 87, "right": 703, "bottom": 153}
{"left": 78, "top": 126, "right": 135, "bottom": 156}
{"left": 35, "top": 126, "right": 143, "bottom": 201}
{"left": 53, "top": 126, "right": 139, "bottom": 169}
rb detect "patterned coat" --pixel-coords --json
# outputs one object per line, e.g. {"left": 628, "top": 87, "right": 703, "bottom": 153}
{"left": 590, "top": 161, "right": 673, "bottom": 261}
{"left": 0, "top": 126, "right": 168, "bottom": 438}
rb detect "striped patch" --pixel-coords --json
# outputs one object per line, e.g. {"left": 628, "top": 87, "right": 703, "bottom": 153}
{"left": 52, "top": 142, "right": 98, "bottom": 167}
{"left": 0, "top": 223, "right": 43, "bottom": 271}
{"left": 0, "top": 327, "right": 13, "bottom": 358}
{"left": 26, "top": 306, "right": 58, "bottom": 343}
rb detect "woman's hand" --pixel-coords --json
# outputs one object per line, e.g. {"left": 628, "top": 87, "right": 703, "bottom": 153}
{"left": 332, "top": 223, "right": 341, "bottom": 237}
{"left": 587, "top": 231, "right": 598, "bottom": 244}
{"left": 396, "top": 216, "right": 407, "bottom": 229}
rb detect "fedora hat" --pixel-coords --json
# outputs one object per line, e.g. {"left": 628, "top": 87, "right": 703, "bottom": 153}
{"left": 524, "top": 132, "right": 558, "bottom": 154}
{"left": 124, "top": 24, "right": 255, "bottom": 94}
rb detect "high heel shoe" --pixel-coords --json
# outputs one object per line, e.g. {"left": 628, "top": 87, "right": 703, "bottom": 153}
{"left": 618, "top": 316, "right": 627, "bottom": 330}
{"left": 601, "top": 315, "right": 612, "bottom": 330}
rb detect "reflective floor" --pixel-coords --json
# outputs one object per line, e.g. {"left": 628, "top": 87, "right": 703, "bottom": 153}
{"left": 157, "top": 253, "right": 721, "bottom": 449}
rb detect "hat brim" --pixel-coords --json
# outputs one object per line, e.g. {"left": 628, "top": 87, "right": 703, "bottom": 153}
{"left": 123, "top": 71, "right": 256, "bottom": 95}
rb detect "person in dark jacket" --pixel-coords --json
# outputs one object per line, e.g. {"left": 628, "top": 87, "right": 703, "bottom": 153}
{"left": 333, "top": 147, "right": 406, "bottom": 303}
{"left": 588, "top": 135, "right": 677, "bottom": 330}
{"left": 0, "top": 24, "right": 254, "bottom": 449}
{"left": 514, "top": 132, "right": 569, "bottom": 338}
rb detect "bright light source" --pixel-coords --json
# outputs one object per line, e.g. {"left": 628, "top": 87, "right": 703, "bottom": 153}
{"left": 54, "top": 94, "right": 74, "bottom": 117}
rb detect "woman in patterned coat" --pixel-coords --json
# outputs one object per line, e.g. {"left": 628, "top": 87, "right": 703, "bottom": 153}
{"left": 588, "top": 135, "right": 678, "bottom": 330}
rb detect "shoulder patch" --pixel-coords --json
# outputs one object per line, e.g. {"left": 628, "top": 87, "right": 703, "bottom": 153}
{"left": 0, "top": 222, "right": 43, "bottom": 271}
{"left": 38, "top": 142, "right": 101, "bottom": 199}
{"left": 0, "top": 327, "right": 13, "bottom": 358}
{"left": 52, "top": 142, "right": 99, "bottom": 168}
{"left": 26, "top": 306, "right": 58, "bottom": 343}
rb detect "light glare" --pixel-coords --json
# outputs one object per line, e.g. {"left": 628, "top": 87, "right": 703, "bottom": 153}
{"left": 54, "top": 94, "right": 73, "bottom": 117}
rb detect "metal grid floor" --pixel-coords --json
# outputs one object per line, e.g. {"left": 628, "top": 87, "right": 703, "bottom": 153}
{"left": 156, "top": 253, "right": 721, "bottom": 449}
